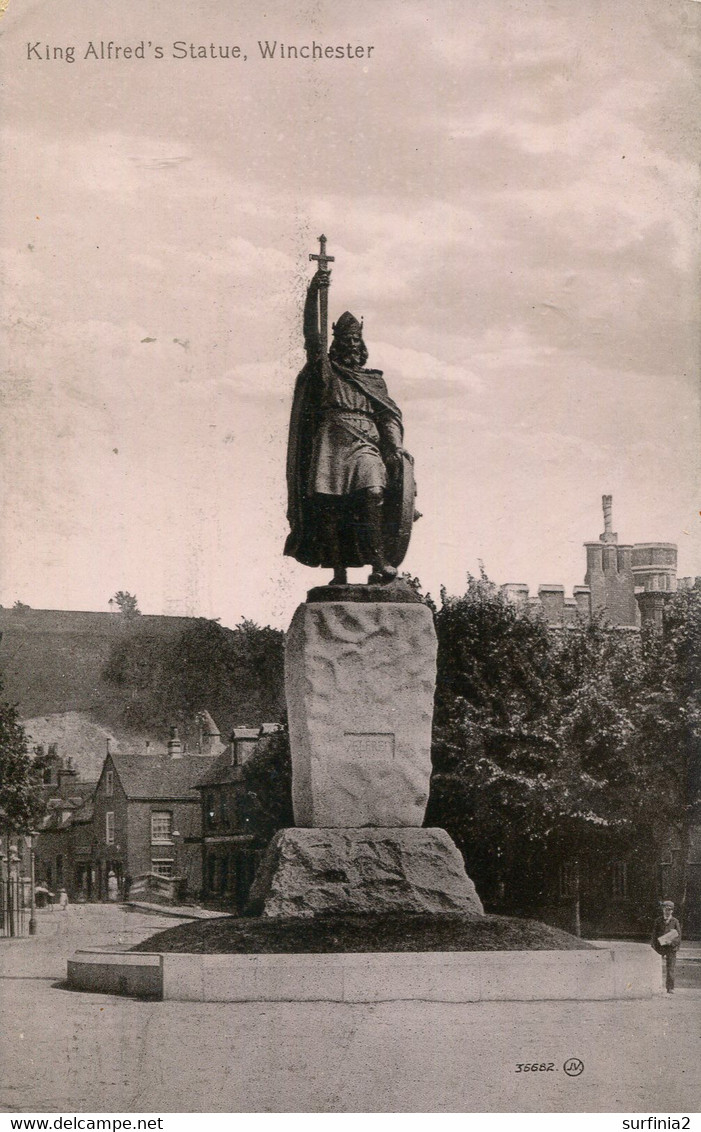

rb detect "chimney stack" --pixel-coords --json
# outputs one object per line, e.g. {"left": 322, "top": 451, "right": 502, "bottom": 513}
{"left": 59, "top": 756, "right": 78, "bottom": 787}
{"left": 168, "top": 726, "right": 183, "bottom": 759}
{"left": 600, "top": 494, "right": 617, "bottom": 544}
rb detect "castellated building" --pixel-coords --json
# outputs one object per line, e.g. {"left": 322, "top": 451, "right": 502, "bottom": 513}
{"left": 501, "top": 495, "right": 681, "bottom": 629}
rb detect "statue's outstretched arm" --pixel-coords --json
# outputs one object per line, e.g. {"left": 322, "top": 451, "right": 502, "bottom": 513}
{"left": 303, "top": 270, "right": 329, "bottom": 363}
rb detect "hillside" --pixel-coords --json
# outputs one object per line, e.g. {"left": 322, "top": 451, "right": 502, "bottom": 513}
{"left": 0, "top": 607, "right": 286, "bottom": 780}
{"left": 0, "top": 608, "right": 193, "bottom": 719}
{"left": 20, "top": 711, "right": 165, "bottom": 782}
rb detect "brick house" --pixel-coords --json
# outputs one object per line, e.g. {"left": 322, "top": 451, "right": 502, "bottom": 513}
{"left": 32, "top": 746, "right": 97, "bottom": 899}
{"left": 34, "top": 792, "right": 95, "bottom": 898}
{"left": 196, "top": 725, "right": 280, "bottom": 911}
{"left": 91, "top": 728, "right": 220, "bottom": 899}
{"left": 534, "top": 819, "right": 701, "bottom": 940}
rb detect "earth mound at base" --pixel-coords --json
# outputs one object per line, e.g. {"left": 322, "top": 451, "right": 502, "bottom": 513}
{"left": 131, "top": 912, "right": 594, "bottom": 955}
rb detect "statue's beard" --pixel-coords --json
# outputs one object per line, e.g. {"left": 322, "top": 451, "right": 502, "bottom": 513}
{"left": 338, "top": 345, "right": 361, "bottom": 367}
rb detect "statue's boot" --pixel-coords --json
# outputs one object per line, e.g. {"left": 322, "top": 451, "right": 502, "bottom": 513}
{"left": 319, "top": 502, "right": 347, "bottom": 586}
{"left": 363, "top": 493, "right": 397, "bottom": 584}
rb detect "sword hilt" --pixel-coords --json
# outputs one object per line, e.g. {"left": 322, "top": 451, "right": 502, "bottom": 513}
{"left": 309, "top": 233, "right": 335, "bottom": 274}
{"left": 309, "top": 234, "right": 334, "bottom": 356}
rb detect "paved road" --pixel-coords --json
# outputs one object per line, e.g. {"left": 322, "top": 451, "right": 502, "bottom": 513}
{"left": 0, "top": 906, "right": 699, "bottom": 1113}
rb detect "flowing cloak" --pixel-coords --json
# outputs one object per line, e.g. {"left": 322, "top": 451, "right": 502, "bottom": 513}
{"left": 284, "top": 355, "right": 404, "bottom": 568}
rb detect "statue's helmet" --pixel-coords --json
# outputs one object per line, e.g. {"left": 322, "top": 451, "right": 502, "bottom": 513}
{"left": 332, "top": 311, "right": 363, "bottom": 339}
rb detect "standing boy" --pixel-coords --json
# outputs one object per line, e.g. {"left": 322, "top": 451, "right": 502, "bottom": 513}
{"left": 651, "top": 899, "right": 682, "bottom": 993}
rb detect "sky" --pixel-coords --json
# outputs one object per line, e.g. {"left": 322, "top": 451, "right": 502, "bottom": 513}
{"left": 1, "top": 0, "right": 699, "bottom": 628}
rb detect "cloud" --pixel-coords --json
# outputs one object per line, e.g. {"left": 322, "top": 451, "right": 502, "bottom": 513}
{"left": 0, "top": 0, "right": 698, "bottom": 623}
{"left": 370, "top": 340, "right": 482, "bottom": 401}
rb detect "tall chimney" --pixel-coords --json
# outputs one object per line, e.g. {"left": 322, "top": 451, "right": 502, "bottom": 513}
{"left": 600, "top": 494, "right": 617, "bottom": 544}
{"left": 168, "top": 726, "right": 183, "bottom": 759}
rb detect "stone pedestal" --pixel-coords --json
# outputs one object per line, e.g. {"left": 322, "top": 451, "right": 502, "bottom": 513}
{"left": 286, "top": 600, "right": 437, "bottom": 828}
{"left": 247, "top": 828, "right": 485, "bottom": 918}
{"left": 259, "top": 596, "right": 484, "bottom": 920}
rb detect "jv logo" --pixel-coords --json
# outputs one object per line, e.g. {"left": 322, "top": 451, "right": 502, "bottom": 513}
{"left": 564, "top": 1058, "right": 584, "bottom": 1077}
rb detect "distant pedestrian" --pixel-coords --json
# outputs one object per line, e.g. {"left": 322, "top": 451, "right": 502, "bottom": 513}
{"left": 58, "top": 888, "right": 69, "bottom": 910}
{"left": 651, "top": 900, "right": 681, "bottom": 993}
{"left": 107, "top": 870, "right": 119, "bottom": 903}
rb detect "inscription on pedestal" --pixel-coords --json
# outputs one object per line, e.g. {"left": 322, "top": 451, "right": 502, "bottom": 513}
{"left": 345, "top": 732, "right": 395, "bottom": 759}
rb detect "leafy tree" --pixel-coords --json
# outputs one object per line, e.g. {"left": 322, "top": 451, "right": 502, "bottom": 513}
{"left": 426, "top": 572, "right": 697, "bottom": 919}
{"left": 239, "top": 725, "right": 293, "bottom": 848}
{"left": 0, "top": 680, "right": 43, "bottom": 833}
{"left": 225, "top": 619, "right": 286, "bottom": 726}
{"left": 400, "top": 572, "right": 437, "bottom": 611}
{"left": 102, "top": 616, "right": 285, "bottom": 745}
{"left": 427, "top": 573, "right": 560, "bottom": 910}
{"left": 631, "top": 583, "right": 701, "bottom": 912}
{"left": 111, "top": 591, "right": 140, "bottom": 617}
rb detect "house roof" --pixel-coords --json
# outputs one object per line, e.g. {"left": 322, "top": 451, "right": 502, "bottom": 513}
{"left": 39, "top": 790, "right": 94, "bottom": 830}
{"left": 195, "top": 723, "right": 281, "bottom": 787}
{"left": 194, "top": 750, "right": 245, "bottom": 788}
{"left": 39, "top": 778, "right": 96, "bottom": 804}
{"left": 110, "top": 752, "right": 215, "bottom": 800}
{"left": 72, "top": 800, "right": 94, "bottom": 823}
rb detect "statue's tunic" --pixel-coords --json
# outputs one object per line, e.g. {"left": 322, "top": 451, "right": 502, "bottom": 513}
{"left": 309, "top": 366, "right": 393, "bottom": 496}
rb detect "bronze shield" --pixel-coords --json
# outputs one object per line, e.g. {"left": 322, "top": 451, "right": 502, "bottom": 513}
{"left": 383, "top": 452, "right": 416, "bottom": 568}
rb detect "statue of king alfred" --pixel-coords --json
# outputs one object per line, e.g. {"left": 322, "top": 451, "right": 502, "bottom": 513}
{"left": 284, "top": 236, "right": 417, "bottom": 586}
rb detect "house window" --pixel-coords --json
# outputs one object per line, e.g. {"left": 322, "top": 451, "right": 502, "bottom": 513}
{"left": 205, "top": 794, "right": 216, "bottom": 830}
{"left": 151, "top": 811, "right": 173, "bottom": 843}
{"left": 105, "top": 770, "right": 114, "bottom": 797}
{"left": 559, "top": 861, "right": 579, "bottom": 898}
{"left": 612, "top": 861, "right": 627, "bottom": 899}
{"left": 220, "top": 793, "right": 231, "bottom": 829}
{"left": 151, "top": 859, "right": 174, "bottom": 877}
{"left": 105, "top": 811, "right": 115, "bottom": 844}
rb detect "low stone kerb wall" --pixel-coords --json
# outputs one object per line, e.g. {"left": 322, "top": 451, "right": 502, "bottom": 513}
{"left": 67, "top": 945, "right": 662, "bottom": 1002}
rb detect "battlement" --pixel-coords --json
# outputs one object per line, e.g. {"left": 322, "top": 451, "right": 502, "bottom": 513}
{"left": 500, "top": 583, "right": 583, "bottom": 627}
{"left": 502, "top": 497, "right": 678, "bottom": 628}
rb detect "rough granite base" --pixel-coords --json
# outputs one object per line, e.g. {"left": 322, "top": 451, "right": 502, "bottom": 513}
{"left": 246, "top": 827, "right": 485, "bottom": 918}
